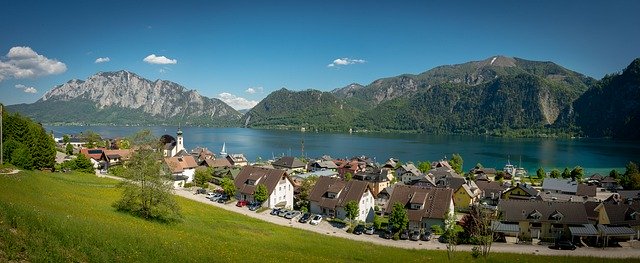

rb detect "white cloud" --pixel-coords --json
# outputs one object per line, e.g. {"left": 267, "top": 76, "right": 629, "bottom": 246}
{"left": 327, "top": 57, "right": 366, "bottom": 68}
{"left": 0, "top": 46, "right": 67, "bottom": 82}
{"left": 95, "top": 57, "right": 110, "bottom": 63}
{"left": 143, "top": 54, "right": 177, "bottom": 64}
{"left": 15, "top": 84, "right": 38, "bottom": 93}
{"left": 245, "top": 87, "right": 263, "bottom": 94}
{"left": 217, "top": 92, "right": 259, "bottom": 110}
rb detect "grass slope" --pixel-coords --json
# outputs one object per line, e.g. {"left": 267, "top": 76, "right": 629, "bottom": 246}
{"left": 0, "top": 171, "right": 631, "bottom": 262}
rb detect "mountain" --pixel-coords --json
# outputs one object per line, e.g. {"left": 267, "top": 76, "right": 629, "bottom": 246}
{"left": 7, "top": 70, "right": 241, "bottom": 126}
{"left": 336, "top": 56, "right": 594, "bottom": 135}
{"left": 573, "top": 58, "right": 640, "bottom": 139}
{"left": 242, "top": 88, "right": 358, "bottom": 131}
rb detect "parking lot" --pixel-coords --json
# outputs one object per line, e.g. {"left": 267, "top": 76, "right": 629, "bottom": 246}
{"left": 174, "top": 188, "right": 640, "bottom": 258}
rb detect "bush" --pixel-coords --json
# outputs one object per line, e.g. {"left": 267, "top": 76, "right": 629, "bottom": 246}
{"left": 392, "top": 232, "right": 400, "bottom": 240}
{"left": 183, "top": 183, "right": 193, "bottom": 188}
{"left": 471, "top": 246, "right": 481, "bottom": 258}
{"left": 431, "top": 225, "right": 444, "bottom": 235}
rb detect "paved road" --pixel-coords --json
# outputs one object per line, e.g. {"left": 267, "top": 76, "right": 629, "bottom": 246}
{"left": 173, "top": 188, "right": 640, "bottom": 259}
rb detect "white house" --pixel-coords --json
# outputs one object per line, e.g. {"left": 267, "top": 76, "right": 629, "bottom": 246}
{"left": 165, "top": 155, "right": 198, "bottom": 188}
{"left": 234, "top": 166, "right": 294, "bottom": 209}
{"left": 309, "top": 176, "right": 375, "bottom": 223}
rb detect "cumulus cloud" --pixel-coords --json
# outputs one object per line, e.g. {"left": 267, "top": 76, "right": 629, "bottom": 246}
{"left": 143, "top": 54, "right": 177, "bottom": 64}
{"left": 15, "top": 84, "right": 38, "bottom": 93}
{"left": 0, "top": 46, "right": 67, "bottom": 82}
{"left": 95, "top": 57, "right": 110, "bottom": 63}
{"left": 327, "top": 57, "right": 366, "bottom": 68}
{"left": 245, "top": 87, "right": 264, "bottom": 94}
{"left": 217, "top": 92, "right": 259, "bottom": 110}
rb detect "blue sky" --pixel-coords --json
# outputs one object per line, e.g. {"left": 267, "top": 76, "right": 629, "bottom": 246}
{"left": 1, "top": 0, "right": 639, "bottom": 110}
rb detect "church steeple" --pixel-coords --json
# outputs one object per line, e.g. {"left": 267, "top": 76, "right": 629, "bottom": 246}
{"left": 176, "top": 128, "right": 184, "bottom": 153}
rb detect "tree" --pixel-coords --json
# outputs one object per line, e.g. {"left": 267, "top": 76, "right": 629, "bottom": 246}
{"left": 112, "top": 130, "right": 182, "bottom": 223}
{"left": 467, "top": 205, "right": 496, "bottom": 258}
{"left": 417, "top": 161, "right": 431, "bottom": 173}
{"left": 570, "top": 166, "right": 584, "bottom": 181}
{"left": 344, "top": 200, "right": 359, "bottom": 224}
{"left": 65, "top": 143, "right": 74, "bottom": 155}
{"left": 344, "top": 172, "right": 353, "bottom": 182}
{"left": 221, "top": 177, "right": 237, "bottom": 198}
{"left": 610, "top": 169, "right": 621, "bottom": 180}
{"left": 74, "top": 153, "right": 95, "bottom": 174}
{"left": 254, "top": 184, "right": 268, "bottom": 203}
{"left": 550, "top": 169, "right": 561, "bottom": 179}
{"left": 536, "top": 168, "right": 546, "bottom": 179}
{"left": 11, "top": 145, "right": 33, "bottom": 170}
{"left": 83, "top": 130, "right": 102, "bottom": 148}
{"left": 297, "top": 175, "right": 318, "bottom": 211}
{"left": 495, "top": 170, "right": 504, "bottom": 181}
{"left": 443, "top": 210, "right": 463, "bottom": 260}
{"left": 373, "top": 214, "right": 382, "bottom": 230}
{"left": 561, "top": 167, "right": 571, "bottom": 179}
{"left": 621, "top": 162, "right": 640, "bottom": 190}
{"left": 450, "top": 153, "right": 464, "bottom": 174}
{"left": 63, "top": 134, "right": 70, "bottom": 144}
{"left": 194, "top": 168, "right": 213, "bottom": 188}
{"left": 388, "top": 202, "right": 408, "bottom": 233}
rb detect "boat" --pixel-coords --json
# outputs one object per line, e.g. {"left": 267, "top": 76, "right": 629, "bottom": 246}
{"left": 220, "top": 142, "right": 227, "bottom": 156}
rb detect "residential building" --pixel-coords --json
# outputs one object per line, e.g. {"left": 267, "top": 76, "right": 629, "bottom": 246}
{"left": 233, "top": 166, "right": 294, "bottom": 209}
{"left": 353, "top": 168, "right": 393, "bottom": 196}
{"left": 501, "top": 183, "right": 539, "bottom": 200}
{"left": 395, "top": 163, "right": 423, "bottom": 184}
{"left": 272, "top": 156, "right": 307, "bottom": 174}
{"left": 498, "top": 199, "right": 589, "bottom": 240}
{"left": 309, "top": 176, "right": 375, "bottom": 222}
{"left": 453, "top": 180, "right": 481, "bottom": 211}
{"left": 226, "top": 154, "right": 248, "bottom": 167}
{"left": 165, "top": 155, "right": 198, "bottom": 188}
{"left": 384, "top": 185, "right": 454, "bottom": 231}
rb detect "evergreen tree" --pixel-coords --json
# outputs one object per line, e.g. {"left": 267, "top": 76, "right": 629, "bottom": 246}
{"left": 561, "top": 167, "right": 571, "bottom": 179}
{"left": 254, "top": 184, "right": 268, "bottom": 203}
{"left": 66, "top": 143, "right": 74, "bottom": 155}
{"left": 536, "top": 168, "right": 546, "bottom": 179}
{"left": 74, "top": 153, "right": 95, "bottom": 174}
{"left": 570, "top": 166, "right": 584, "bottom": 181}
{"left": 550, "top": 169, "right": 561, "bottom": 179}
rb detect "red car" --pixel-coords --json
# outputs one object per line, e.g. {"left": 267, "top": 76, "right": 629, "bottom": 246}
{"left": 236, "top": 200, "right": 248, "bottom": 207}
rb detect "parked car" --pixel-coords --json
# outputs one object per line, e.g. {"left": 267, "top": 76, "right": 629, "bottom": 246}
{"left": 381, "top": 229, "right": 393, "bottom": 239}
{"left": 399, "top": 230, "right": 410, "bottom": 240}
{"left": 217, "top": 195, "right": 229, "bottom": 203}
{"left": 549, "top": 240, "right": 576, "bottom": 250}
{"left": 209, "top": 193, "right": 222, "bottom": 201}
{"left": 420, "top": 231, "right": 432, "bottom": 241}
{"left": 236, "top": 200, "right": 248, "bottom": 207}
{"left": 270, "top": 208, "right": 282, "bottom": 215}
{"left": 248, "top": 202, "right": 262, "bottom": 211}
{"left": 278, "top": 209, "right": 290, "bottom": 217}
{"left": 353, "top": 224, "right": 365, "bottom": 235}
{"left": 205, "top": 193, "right": 216, "bottom": 199}
{"left": 196, "top": 188, "right": 207, "bottom": 194}
{"left": 364, "top": 226, "right": 375, "bottom": 235}
{"left": 285, "top": 211, "right": 301, "bottom": 219}
{"left": 298, "top": 213, "right": 312, "bottom": 223}
{"left": 410, "top": 230, "right": 421, "bottom": 241}
{"left": 310, "top": 215, "right": 323, "bottom": 225}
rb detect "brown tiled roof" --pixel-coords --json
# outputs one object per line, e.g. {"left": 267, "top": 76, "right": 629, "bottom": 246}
{"left": 164, "top": 155, "right": 198, "bottom": 173}
{"left": 600, "top": 177, "right": 618, "bottom": 183}
{"left": 576, "top": 184, "right": 597, "bottom": 197}
{"left": 498, "top": 199, "right": 588, "bottom": 224}
{"left": 203, "top": 158, "right": 232, "bottom": 168}
{"left": 502, "top": 183, "right": 539, "bottom": 198}
{"left": 601, "top": 203, "right": 640, "bottom": 226}
{"left": 584, "top": 201, "right": 600, "bottom": 222}
{"left": 233, "top": 166, "right": 291, "bottom": 196}
{"left": 309, "top": 176, "right": 371, "bottom": 210}
{"left": 385, "top": 185, "right": 453, "bottom": 221}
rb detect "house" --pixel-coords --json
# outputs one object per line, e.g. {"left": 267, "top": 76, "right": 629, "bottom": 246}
{"left": 201, "top": 158, "right": 233, "bottom": 169}
{"left": 103, "top": 149, "right": 132, "bottom": 166}
{"left": 353, "top": 168, "right": 393, "bottom": 196}
{"left": 475, "top": 180, "right": 506, "bottom": 206}
{"left": 501, "top": 183, "right": 539, "bottom": 200}
{"left": 470, "top": 166, "right": 497, "bottom": 181}
{"left": 600, "top": 177, "right": 621, "bottom": 190}
{"left": 384, "top": 185, "right": 454, "bottom": 231}
{"left": 395, "top": 163, "right": 424, "bottom": 184}
{"left": 594, "top": 202, "right": 640, "bottom": 229}
{"left": 308, "top": 160, "right": 338, "bottom": 172}
{"left": 233, "top": 166, "right": 294, "bottom": 209}
{"left": 309, "top": 176, "right": 375, "bottom": 222}
{"left": 226, "top": 154, "right": 248, "bottom": 167}
{"left": 190, "top": 147, "right": 215, "bottom": 163}
{"left": 431, "top": 159, "right": 453, "bottom": 170}
{"left": 541, "top": 178, "right": 578, "bottom": 195}
{"left": 335, "top": 159, "right": 366, "bottom": 177}
{"left": 161, "top": 129, "right": 185, "bottom": 158}
{"left": 498, "top": 199, "right": 590, "bottom": 240}
{"left": 79, "top": 148, "right": 108, "bottom": 169}
{"left": 272, "top": 156, "right": 307, "bottom": 174}
{"left": 164, "top": 155, "right": 198, "bottom": 188}
{"left": 453, "top": 180, "right": 481, "bottom": 211}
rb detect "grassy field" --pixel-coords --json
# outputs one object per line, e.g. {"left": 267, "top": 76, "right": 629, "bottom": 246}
{"left": 0, "top": 171, "right": 632, "bottom": 262}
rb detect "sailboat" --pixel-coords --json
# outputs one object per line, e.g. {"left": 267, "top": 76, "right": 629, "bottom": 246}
{"left": 220, "top": 142, "right": 227, "bottom": 156}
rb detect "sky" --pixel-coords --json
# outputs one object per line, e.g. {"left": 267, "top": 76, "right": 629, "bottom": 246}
{"left": 1, "top": 0, "right": 639, "bottom": 110}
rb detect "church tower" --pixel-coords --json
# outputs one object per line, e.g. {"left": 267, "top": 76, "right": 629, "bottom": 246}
{"left": 176, "top": 128, "right": 184, "bottom": 153}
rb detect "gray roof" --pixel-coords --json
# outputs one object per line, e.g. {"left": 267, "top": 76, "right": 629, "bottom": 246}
{"left": 292, "top": 170, "right": 338, "bottom": 180}
{"left": 542, "top": 178, "right": 578, "bottom": 193}
{"left": 597, "top": 224, "right": 636, "bottom": 236}
{"left": 498, "top": 199, "right": 589, "bottom": 225}
{"left": 272, "top": 156, "right": 306, "bottom": 169}
{"left": 492, "top": 221, "right": 520, "bottom": 234}
{"left": 569, "top": 224, "right": 599, "bottom": 236}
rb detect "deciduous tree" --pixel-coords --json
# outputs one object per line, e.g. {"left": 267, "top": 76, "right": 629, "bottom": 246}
{"left": 221, "top": 177, "right": 237, "bottom": 198}
{"left": 536, "top": 168, "right": 546, "bottom": 179}
{"left": 388, "top": 202, "right": 408, "bottom": 233}
{"left": 194, "top": 168, "right": 213, "bottom": 188}
{"left": 550, "top": 169, "right": 561, "bottom": 179}
{"left": 450, "top": 154, "right": 464, "bottom": 174}
{"left": 254, "top": 183, "right": 268, "bottom": 203}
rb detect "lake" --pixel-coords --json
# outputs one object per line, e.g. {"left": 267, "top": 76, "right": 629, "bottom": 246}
{"left": 45, "top": 125, "right": 640, "bottom": 175}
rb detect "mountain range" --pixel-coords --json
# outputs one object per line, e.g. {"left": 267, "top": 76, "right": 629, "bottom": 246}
{"left": 6, "top": 56, "right": 640, "bottom": 139}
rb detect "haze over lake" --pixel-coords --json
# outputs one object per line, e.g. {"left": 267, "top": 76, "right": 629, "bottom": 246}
{"left": 46, "top": 126, "right": 640, "bottom": 175}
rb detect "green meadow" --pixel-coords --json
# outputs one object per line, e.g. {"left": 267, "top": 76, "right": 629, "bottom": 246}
{"left": 0, "top": 171, "right": 633, "bottom": 262}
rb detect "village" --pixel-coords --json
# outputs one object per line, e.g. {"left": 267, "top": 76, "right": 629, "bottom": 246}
{"left": 57, "top": 128, "right": 640, "bottom": 253}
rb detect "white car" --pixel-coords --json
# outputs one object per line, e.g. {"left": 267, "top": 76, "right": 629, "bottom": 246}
{"left": 205, "top": 193, "right": 215, "bottom": 199}
{"left": 310, "top": 215, "right": 323, "bottom": 225}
